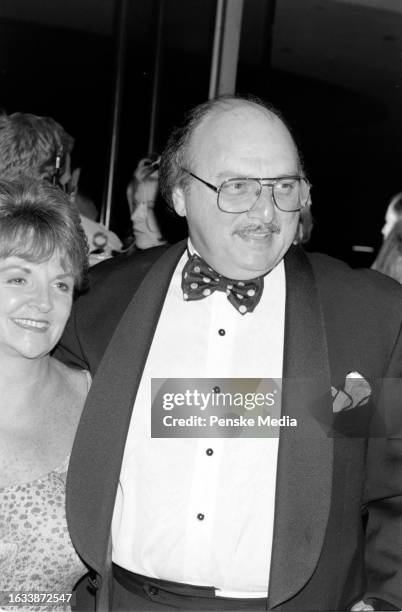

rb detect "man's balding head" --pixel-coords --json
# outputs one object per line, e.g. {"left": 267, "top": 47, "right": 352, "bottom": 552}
{"left": 160, "top": 95, "right": 309, "bottom": 280}
{"left": 160, "top": 96, "right": 302, "bottom": 209}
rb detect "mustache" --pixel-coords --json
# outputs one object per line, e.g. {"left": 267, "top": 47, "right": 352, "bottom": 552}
{"left": 235, "top": 222, "right": 281, "bottom": 235}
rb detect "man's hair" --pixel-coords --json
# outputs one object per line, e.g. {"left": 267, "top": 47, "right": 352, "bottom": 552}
{"left": 159, "top": 95, "right": 303, "bottom": 209}
{"left": 0, "top": 112, "right": 74, "bottom": 182}
{"left": 0, "top": 178, "right": 88, "bottom": 292}
{"left": 294, "top": 205, "right": 314, "bottom": 245}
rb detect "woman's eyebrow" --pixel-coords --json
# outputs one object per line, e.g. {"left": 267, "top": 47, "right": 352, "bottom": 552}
{"left": 0, "top": 264, "right": 32, "bottom": 273}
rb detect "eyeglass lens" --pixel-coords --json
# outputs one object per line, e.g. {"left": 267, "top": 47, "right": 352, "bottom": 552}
{"left": 218, "top": 178, "right": 309, "bottom": 212}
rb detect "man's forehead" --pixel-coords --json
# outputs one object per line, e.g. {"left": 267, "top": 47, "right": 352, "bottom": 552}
{"left": 198, "top": 101, "right": 280, "bottom": 134}
{"left": 189, "top": 101, "right": 297, "bottom": 167}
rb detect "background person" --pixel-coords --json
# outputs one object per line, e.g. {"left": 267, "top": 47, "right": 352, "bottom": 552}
{"left": 372, "top": 219, "right": 402, "bottom": 283}
{"left": 71, "top": 166, "right": 123, "bottom": 264}
{"left": 0, "top": 179, "right": 89, "bottom": 610}
{"left": 0, "top": 111, "right": 122, "bottom": 265}
{"left": 371, "top": 192, "right": 402, "bottom": 282}
{"left": 126, "top": 156, "right": 167, "bottom": 250}
{"left": 0, "top": 111, "right": 73, "bottom": 190}
{"left": 381, "top": 192, "right": 402, "bottom": 239}
{"left": 57, "top": 96, "right": 402, "bottom": 612}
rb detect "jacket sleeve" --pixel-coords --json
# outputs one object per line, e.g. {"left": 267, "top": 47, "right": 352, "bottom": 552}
{"left": 364, "top": 323, "right": 402, "bottom": 610}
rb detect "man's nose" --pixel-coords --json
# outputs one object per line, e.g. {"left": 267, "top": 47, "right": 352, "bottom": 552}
{"left": 29, "top": 284, "right": 53, "bottom": 312}
{"left": 247, "top": 185, "right": 276, "bottom": 220}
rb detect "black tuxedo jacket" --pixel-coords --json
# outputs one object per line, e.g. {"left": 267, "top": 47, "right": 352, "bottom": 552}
{"left": 57, "top": 242, "right": 402, "bottom": 611}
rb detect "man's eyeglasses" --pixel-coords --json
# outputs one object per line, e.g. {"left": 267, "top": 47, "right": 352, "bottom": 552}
{"left": 183, "top": 170, "right": 311, "bottom": 213}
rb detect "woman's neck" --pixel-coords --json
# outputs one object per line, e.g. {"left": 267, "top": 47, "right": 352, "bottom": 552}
{"left": 0, "top": 355, "right": 55, "bottom": 420}
{"left": 1, "top": 352, "right": 51, "bottom": 383}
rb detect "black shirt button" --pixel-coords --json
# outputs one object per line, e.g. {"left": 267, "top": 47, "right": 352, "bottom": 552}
{"left": 206, "top": 448, "right": 213, "bottom": 456}
{"left": 213, "top": 386, "right": 220, "bottom": 393}
{"left": 218, "top": 328, "right": 226, "bottom": 336}
{"left": 197, "top": 513, "right": 205, "bottom": 521}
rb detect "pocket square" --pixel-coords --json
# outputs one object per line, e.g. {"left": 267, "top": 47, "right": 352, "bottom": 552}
{"left": 331, "top": 371, "right": 372, "bottom": 413}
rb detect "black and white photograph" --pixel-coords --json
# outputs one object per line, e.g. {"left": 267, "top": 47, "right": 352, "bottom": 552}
{"left": 0, "top": 1, "right": 401, "bottom": 611}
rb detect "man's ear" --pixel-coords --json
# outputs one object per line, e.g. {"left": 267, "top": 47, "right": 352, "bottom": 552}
{"left": 172, "top": 186, "right": 187, "bottom": 217}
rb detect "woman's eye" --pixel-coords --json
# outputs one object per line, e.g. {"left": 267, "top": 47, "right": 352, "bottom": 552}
{"left": 55, "top": 281, "right": 72, "bottom": 292}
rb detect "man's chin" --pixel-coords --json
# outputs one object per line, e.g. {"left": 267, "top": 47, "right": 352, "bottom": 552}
{"left": 195, "top": 241, "right": 282, "bottom": 279}
{"left": 229, "top": 244, "right": 283, "bottom": 278}
{"left": 221, "top": 256, "right": 279, "bottom": 280}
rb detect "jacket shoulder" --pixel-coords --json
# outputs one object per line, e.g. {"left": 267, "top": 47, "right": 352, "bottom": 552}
{"left": 304, "top": 251, "right": 402, "bottom": 377}
{"left": 61, "top": 245, "right": 176, "bottom": 371}
{"left": 88, "top": 245, "right": 171, "bottom": 290}
{"left": 307, "top": 251, "right": 402, "bottom": 310}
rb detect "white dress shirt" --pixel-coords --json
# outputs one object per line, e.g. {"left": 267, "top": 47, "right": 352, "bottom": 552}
{"left": 112, "top": 245, "right": 286, "bottom": 597}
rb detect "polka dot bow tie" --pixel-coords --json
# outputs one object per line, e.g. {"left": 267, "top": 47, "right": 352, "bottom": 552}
{"left": 181, "top": 254, "right": 264, "bottom": 315}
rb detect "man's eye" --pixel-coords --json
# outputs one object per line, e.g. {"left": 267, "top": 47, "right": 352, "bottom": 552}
{"left": 276, "top": 180, "right": 297, "bottom": 193}
{"left": 223, "top": 180, "right": 251, "bottom": 195}
{"left": 7, "top": 277, "right": 26, "bottom": 285}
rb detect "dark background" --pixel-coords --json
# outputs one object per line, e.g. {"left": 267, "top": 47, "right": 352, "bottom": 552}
{"left": 0, "top": 0, "right": 401, "bottom": 264}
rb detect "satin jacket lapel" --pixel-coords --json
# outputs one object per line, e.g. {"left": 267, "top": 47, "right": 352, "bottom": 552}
{"left": 268, "top": 246, "right": 333, "bottom": 609}
{"left": 66, "top": 241, "right": 187, "bottom": 573}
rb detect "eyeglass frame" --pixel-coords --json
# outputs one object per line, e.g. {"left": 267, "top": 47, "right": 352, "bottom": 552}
{"left": 182, "top": 169, "right": 311, "bottom": 214}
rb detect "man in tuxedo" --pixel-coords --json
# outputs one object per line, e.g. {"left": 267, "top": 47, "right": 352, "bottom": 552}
{"left": 59, "top": 96, "right": 402, "bottom": 611}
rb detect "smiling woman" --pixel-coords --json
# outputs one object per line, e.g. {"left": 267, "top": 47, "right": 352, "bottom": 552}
{"left": 0, "top": 179, "right": 89, "bottom": 611}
